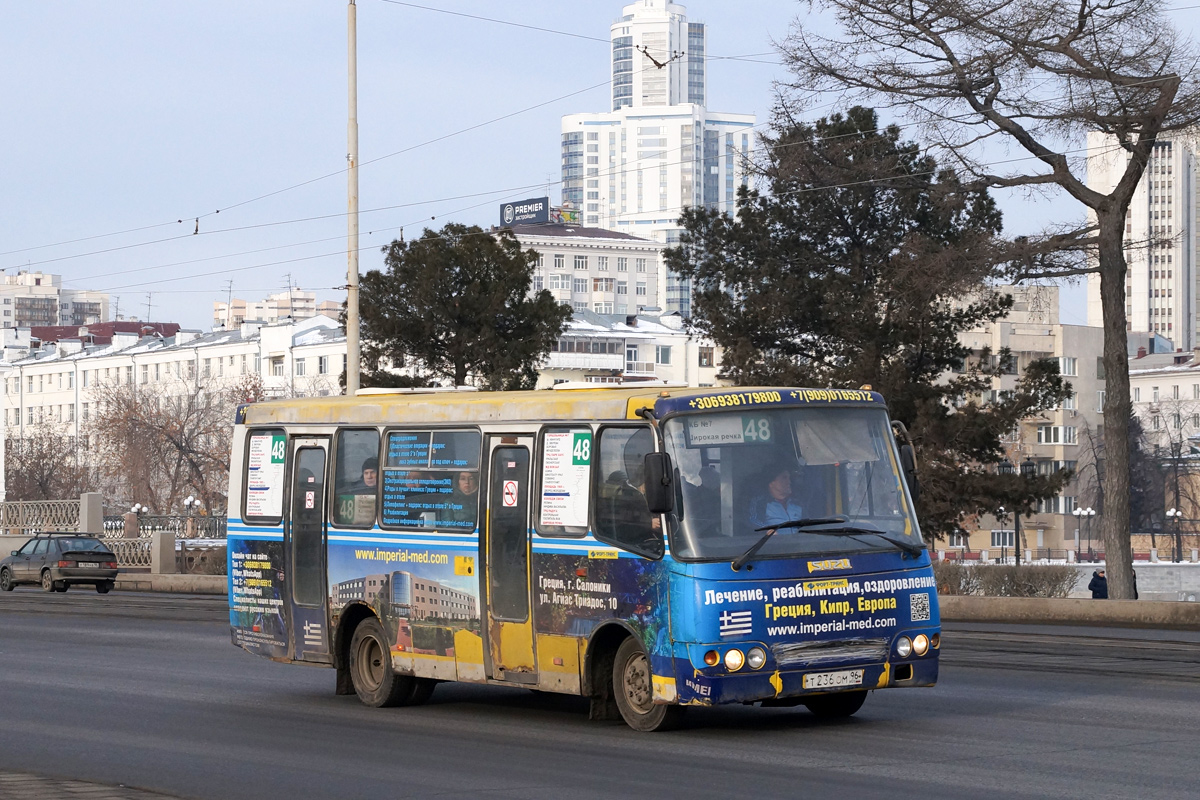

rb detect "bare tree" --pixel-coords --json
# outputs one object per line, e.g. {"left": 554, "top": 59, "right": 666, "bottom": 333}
{"left": 781, "top": 0, "right": 1200, "bottom": 598}
{"left": 88, "top": 373, "right": 262, "bottom": 515}
{"left": 3, "top": 421, "right": 94, "bottom": 501}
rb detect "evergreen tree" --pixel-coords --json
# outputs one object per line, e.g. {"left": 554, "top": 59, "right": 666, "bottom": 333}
{"left": 666, "top": 107, "right": 1071, "bottom": 540}
{"left": 358, "top": 223, "right": 570, "bottom": 390}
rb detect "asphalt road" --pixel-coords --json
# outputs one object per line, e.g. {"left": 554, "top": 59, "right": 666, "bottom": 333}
{"left": 1, "top": 590, "right": 1198, "bottom": 800}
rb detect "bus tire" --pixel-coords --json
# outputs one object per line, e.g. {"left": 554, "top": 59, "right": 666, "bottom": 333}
{"left": 804, "top": 690, "right": 867, "bottom": 719}
{"left": 406, "top": 678, "right": 437, "bottom": 706}
{"left": 349, "top": 617, "right": 412, "bottom": 708}
{"left": 612, "top": 636, "right": 682, "bottom": 732}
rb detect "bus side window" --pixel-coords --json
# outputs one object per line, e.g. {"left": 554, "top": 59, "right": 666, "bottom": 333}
{"left": 332, "top": 428, "right": 381, "bottom": 528}
{"left": 535, "top": 427, "right": 592, "bottom": 538}
{"left": 592, "top": 426, "right": 664, "bottom": 559}
{"left": 243, "top": 428, "right": 287, "bottom": 524}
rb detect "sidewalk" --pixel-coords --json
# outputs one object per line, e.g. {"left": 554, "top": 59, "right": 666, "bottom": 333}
{"left": 0, "top": 771, "right": 185, "bottom": 800}
{"left": 114, "top": 574, "right": 224, "bottom": 595}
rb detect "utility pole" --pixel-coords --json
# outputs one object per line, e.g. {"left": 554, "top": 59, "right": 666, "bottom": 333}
{"left": 345, "top": 0, "right": 361, "bottom": 395}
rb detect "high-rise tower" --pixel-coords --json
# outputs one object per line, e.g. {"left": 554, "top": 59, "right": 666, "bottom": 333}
{"left": 1085, "top": 132, "right": 1199, "bottom": 347}
{"left": 561, "top": 0, "right": 755, "bottom": 316}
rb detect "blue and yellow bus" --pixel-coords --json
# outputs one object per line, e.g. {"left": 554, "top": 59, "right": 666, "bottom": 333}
{"left": 227, "top": 386, "right": 939, "bottom": 731}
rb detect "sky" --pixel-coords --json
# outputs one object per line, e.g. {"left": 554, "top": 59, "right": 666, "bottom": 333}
{"left": 2, "top": 1, "right": 1196, "bottom": 331}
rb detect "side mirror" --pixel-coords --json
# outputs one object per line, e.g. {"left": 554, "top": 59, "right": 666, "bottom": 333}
{"left": 644, "top": 452, "right": 675, "bottom": 514}
{"left": 9, "top": 550, "right": 16, "bottom": 557}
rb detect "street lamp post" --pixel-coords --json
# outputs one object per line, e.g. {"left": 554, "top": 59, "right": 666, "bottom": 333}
{"left": 0, "top": 361, "right": 13, "bottom": 504}
{"left": 184, "top": 495, "right": 196, "bottom": 538}
{"left": 1166, "top": 507, "right": 1183, "bottom": 563}
{"left": 1084, "top": 507, "right": 1096, "bottom": 560}
{"left": 1080, "top": 510, "right": 1089, "bottom": 561}
{"left": 998, "top": 458, "right": 1038, "bottom": 565}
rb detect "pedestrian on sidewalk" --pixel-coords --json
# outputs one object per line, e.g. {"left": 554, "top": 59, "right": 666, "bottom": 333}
{"left": 1088, "top": 568, "right": 1108, "bottom": 599}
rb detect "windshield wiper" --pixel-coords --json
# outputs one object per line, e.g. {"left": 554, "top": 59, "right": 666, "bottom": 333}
{"left": 800, "top": 526, "right": 926, "bottom": 558}
{"left": 731, "top": 516, "right": 848, "bottom": 571}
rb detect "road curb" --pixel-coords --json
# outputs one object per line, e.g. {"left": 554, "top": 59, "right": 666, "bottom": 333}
{"left": 114, "top": 574, "right": 225, "bottom": 594}
{"left": 940, "top": 595, "right": 1200, "bottom": 629}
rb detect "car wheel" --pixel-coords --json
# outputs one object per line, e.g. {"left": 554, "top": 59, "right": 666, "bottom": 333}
{"left": 96, "top": 582, "right": 113, "bottom": 594}
{"left": 41, "top": 570, "right": 55, "bottom": 593}
{"left": 54, "top": 581, "right": 69, "bottom": 593}
{"left": 0, "top": 568, "right": 14, "bottom": 591}
{"left": 612, "top": 636, "right": 683, "bottom": 732}
{"left": 803, "top": 690, "right": 868, "bottom": 719}
{"left": 348, "top": 617, "right": 415, "bottom": 707}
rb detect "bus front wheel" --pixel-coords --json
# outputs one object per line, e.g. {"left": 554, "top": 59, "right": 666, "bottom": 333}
{"left": 612, "top": 637, "right": 682, "bottom": 732}
{"left": 349, "top": 617, "right": 414, "bottom": 707}
{"left": 804, "top": 690, "right": 867, "bottom": 719}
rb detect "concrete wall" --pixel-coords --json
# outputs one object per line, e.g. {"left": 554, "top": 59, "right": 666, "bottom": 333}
{"left": 1066, "top": 562, "right": 1200, "bottom": 601}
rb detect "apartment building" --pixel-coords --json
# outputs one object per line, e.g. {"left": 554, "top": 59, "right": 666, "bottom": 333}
{"left": 537, "top": 309, "right": 722, "bottom": 388}
{"left": 511, "top": 223, "right": 664, "bottom": 314}
{"left": 213, "top": 288, "right": 341, "bottom": 329}
{"left": 955, "top": 286, "right": 1107, "bottom": 553}
{"left": 1, "top": 316, "right": 347, "bottom": 442}
{"left": 1086, "top": 131, "right": 1199, "bottom": 347}
{"left": 559, "top": 0, "right": 755, "bottom": 315}
{"left": 1, "top": 271, "right": 110, "bottom": 329}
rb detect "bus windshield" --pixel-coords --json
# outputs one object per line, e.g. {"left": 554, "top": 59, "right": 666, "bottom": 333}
{"left": 662, "top": 406, "right": 922, "bottom": 561}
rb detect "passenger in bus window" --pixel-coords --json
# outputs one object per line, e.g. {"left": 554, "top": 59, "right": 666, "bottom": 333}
{"left": 747, "top": 467, "right": 803, "bottom": 529}
{"left": 335, "top": 458, "right": 378, "bottom": 525}
{"left": 348, "top": 457, "right": 378, "bottom": 493}
{"left": 444, "top": 471, "right": 479, "bottom": 526}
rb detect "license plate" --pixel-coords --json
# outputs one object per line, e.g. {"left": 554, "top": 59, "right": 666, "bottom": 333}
{"left": 802, "top": 669, "right": 864, "bottom": 689}
{"left": 76, "top": 562, "right": 99, "bottom": 569}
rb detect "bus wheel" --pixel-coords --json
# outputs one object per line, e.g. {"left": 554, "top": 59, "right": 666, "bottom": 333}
{"left": 612, "top": 637, "right": 682, "bottom": 732}
{"left": 349, "top": 617, "right": 413, "bottom": 707}
{"left": 803, "top": 690, "right": 867, "bottom": 719}
{"left": 407, "top": 678, "right": 437, "bottom": 706}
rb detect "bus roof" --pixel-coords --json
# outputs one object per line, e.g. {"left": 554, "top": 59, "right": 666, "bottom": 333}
{"left": 235, "top": 386, "right": 886, "bottom": 426}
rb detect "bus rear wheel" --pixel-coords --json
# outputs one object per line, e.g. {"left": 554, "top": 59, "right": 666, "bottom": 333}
{"left": 612, "top": 636, "right": 682, "bottom": 732}
{"left": 349, "top": 617, "right": 414, "bottom": 707}
{"left": 804, "top": 690, "right": 867, "bottom": 719}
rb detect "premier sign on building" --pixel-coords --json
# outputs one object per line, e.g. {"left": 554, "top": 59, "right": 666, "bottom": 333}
{"left": 500, "top": 197, "right": 550, "bottom": 227}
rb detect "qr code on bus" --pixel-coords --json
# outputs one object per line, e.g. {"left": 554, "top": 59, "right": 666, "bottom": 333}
{"left": 910, "top": 592, "right": 931, "bottom": 622}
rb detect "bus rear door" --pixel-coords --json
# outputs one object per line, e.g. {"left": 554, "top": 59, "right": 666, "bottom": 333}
{"left": 482, "top": 435, "right": 537, "bottom": 683}
{"left": 286, "top": 437, "right": 332, "bottom": 664}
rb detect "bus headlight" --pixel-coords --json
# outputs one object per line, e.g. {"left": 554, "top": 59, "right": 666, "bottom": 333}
{"left": 912, "top": 634, "right": 929, "bottom": 656}
{"left": 895, "top": 636, "right": 912, "bottom": 659}
{"left": 746, "top": 647, "right": 767, "bottom": 670}
{"left": 724, "top": 649, "right": 745, "bottom": 671}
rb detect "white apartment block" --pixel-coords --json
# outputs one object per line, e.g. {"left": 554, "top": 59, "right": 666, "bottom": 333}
{"left": 1127, "top": 347, "right": 1200, "bottom": 452}
{"left": 1086, "top": 131, "right": 1199, "bottom": 347}
{"left": 1, "top": 271, "right": 110, "bottom": 328}
{"left": 214, "top": 288, "right": 341, "bottom": 328}
{"left": 560, "top": 0, "right": 755, "bottom": 316}
{"left": 512, "top": 223, "right": 664, "bottom": 315}
{"left": 954, "top": 286, "right": 1107, "bottom": 553}
{"left": 537, "top": 309, "right": 723, "bottom": 388}
{"left": 1, "top": 316, "right": 347, "bottom": 443}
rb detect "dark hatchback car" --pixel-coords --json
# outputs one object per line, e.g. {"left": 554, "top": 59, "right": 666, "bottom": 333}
{"left": 0, "top": 533, "right": 119, "bottom": 593}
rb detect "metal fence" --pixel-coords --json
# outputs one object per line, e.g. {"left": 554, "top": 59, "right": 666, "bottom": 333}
{"left": 0, "top": 500, "right": 81, "bottom": 533}
{"left": 104, "top": 538, "right": 152, "bottom": 568}
{"left": 101, "top": 514, "right": 226, "bottom": 540}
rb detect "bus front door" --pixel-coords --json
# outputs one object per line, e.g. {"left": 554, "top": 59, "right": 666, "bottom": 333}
{"left": 482, "top": 436, "right": 537, "bottom": 683}
{"left": 285, "top": 438, "right": 332, "bottom": 664}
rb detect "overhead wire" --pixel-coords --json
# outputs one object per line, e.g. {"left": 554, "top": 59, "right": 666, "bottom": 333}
{"left": 21, "top": 4, "right": 1193, "bottom": 289}
{"left": 59, "top": 120, "right": 1140, "bottom": 296}
{"left": 74, "top": 138, "right": 1134, "bottom": 296}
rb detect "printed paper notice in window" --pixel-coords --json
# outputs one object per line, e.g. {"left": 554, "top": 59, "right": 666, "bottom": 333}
{"left": 246, "top": 431, "right": 286, "bottom": 519}
{"left": 540, "top": 430, "right": 592, "bottom": 529}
